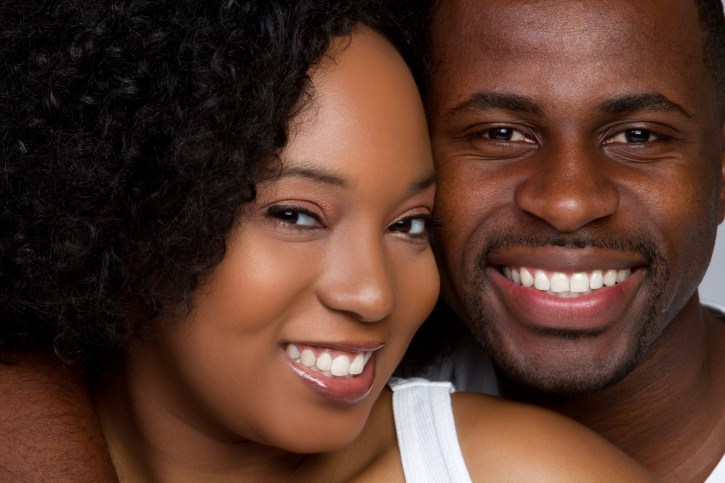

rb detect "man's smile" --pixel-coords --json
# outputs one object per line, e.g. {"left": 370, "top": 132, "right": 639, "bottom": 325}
{"left": 501, "top": 266, "right": 632, "bottom": 299}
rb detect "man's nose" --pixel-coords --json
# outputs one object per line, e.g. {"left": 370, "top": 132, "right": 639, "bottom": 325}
{"left": 514, "top": 141, "right": 619, "bottom": 232}
{"left": 316, "top": 237, "right": 396, "bottom": 323}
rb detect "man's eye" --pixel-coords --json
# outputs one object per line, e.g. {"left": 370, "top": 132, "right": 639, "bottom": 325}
{"left": 266, "top": 206, "right": 321, "bottom": 227}
{"left": 483, "top": 127, "right": 529, "bottom": 142}
{"left": 611, "top": 129, "right": 659, "bottom": 143}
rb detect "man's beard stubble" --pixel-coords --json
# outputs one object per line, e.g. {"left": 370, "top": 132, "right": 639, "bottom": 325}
{"left": 461, "top": 229, "right": 670, "bottom": 397}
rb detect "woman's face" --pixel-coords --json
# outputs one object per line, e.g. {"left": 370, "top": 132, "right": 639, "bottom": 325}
{"left": 127, "top": 27, "right": 438, "bottom": 453}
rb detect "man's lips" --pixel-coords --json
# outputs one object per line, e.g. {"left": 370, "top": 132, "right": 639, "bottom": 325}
{"left": 485, "top": 244, "right": 647, "bottom": 299}
{"left": 487, "top": 264, "right": 645, "bottom": 332}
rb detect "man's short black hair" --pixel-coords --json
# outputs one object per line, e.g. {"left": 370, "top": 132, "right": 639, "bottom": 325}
{"left": 696, "top": 0, "right": 725, "bottom": 111}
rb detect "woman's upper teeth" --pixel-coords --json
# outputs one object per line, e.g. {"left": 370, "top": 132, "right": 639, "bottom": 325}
{"left": 285, "top": 344, "right": 373, "bottom": 377}
{"left": 504, "top": 267, "right": 631, "bottom": 296}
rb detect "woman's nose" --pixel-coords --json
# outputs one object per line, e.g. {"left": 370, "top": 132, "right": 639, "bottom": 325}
{"left": 316, "top": 236, "right": 396, "bottom": 323}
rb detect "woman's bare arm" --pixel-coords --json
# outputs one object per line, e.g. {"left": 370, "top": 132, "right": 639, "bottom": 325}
{"left": 0, "top": 351, "right": 117, "bottom": 482}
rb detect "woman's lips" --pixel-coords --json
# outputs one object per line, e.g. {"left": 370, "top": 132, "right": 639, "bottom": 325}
{"left": 284, "top": 343, "right": 380, "bottom": 404}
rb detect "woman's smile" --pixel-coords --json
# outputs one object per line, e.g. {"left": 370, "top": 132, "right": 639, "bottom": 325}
{"left": 284, "top": 342, "right": 381, "bottom": 404}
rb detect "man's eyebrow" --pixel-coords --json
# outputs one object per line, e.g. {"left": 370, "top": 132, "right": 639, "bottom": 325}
{"left": 446, "top": 91, "right": 694, "bottom": 120}
{"left": 596, "top": 93, "right": 693, "bottom": 119}
{"left": 447, "top": 92, "right": 543, "bottom": 117}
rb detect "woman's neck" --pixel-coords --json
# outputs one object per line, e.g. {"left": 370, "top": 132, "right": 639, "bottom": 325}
{"left": 93, "top": 367, "right": 316, "bottom": 482}
{"left": 93, "top": 365, "right": 399, "bottom": 482}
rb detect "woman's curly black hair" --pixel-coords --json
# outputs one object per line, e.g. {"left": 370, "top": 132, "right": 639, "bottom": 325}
{"left": 0, "top": 0, "right": 427, "bottom": 368}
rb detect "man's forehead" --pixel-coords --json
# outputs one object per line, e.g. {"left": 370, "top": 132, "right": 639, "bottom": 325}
{"left": 427, "top": 0, "right": 706, "bottom": 104}
{"left": 430, "top": 0, "right": 699, "bottom": 50}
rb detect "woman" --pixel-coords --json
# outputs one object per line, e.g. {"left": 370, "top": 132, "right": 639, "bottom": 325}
{"left": 0, "top": 0, "right": 655, "bottom": 480}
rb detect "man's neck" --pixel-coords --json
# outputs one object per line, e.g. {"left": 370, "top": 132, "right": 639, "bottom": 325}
{"left": 499, "top": 296, "right": 725, "bottom": 482}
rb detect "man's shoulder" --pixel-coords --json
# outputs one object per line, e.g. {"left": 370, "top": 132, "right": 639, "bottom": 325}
{"left": 703, "top": 301, "right": 725, "bottom": 321}
{"left": 0, "top": 352, "right": 117, "bottom": 482}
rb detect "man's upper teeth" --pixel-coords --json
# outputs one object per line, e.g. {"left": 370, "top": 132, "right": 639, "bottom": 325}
{"left": 285, "top": 344, "right": 372, "bottom": 377}
{"left": 504, "top": 267, "right": 631, "bottom": 295}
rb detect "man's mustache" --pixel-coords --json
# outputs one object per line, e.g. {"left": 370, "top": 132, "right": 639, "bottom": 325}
{"left": 473, "top": 229, "right": 662, "bottom": 266}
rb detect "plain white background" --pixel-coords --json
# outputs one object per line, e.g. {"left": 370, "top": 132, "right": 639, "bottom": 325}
{"left": 700, "top": 0, "right": 725, "bottom": 307}
{"left": 701, "top": 224, "right": 724, "bottom": 306}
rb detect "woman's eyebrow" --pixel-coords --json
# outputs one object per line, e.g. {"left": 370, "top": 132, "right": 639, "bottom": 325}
{"left": 277, "top": 164, "right": 349, "bottom": 188}
{"left": 277, "top": 165, "right": 436, "bottom": 193}
{"left": 409, "top": 173, "right": 436, "bottom": 193}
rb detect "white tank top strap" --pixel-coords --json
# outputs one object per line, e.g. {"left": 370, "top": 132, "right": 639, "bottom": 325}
{"left": 389, "top": 377, "right": 473, "bottom": 483}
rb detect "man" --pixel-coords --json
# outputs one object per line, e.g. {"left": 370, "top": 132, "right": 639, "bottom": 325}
{"left": 1, "top": 0, "right": 723, "bottom": 482}
{"left": 413, "top": 0, "right": 725, "bottom": 480}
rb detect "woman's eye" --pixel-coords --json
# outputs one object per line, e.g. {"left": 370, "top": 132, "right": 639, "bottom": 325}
{"left": 610, "top": 128, "right": 660, "bottom": 144}
{"left": 483, "top": 127, "right": 530, "bottom": 142}
{"left": 388, "top": 215, "right": 435, "bottom": 239}
{"left": 266, "top": 206, "right": 321, "bottom": 228}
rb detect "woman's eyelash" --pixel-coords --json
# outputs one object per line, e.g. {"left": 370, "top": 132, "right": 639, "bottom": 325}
{"left": 265, "top": 206, "right": 443, "bottom": 240}
{"left": 265, "top": 205, "right": 323, "bottom": 228}
{"left": 389, "top": 214, "right": 443, "bottom": 239}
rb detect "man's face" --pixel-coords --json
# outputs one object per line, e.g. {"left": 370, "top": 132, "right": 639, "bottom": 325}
{"left": 429, "top": 0, "right": 725, "bottom": 394}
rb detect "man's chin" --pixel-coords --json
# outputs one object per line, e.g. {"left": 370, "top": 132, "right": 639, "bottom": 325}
{"left": 491, "top": 351, "right": 640, "bottom": 398}
{"left": 473, "top": 318, "right": 649, "bottom": 398}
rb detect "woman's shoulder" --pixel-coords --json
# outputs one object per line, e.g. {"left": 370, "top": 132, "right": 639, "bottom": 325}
{"left": 451, "top": 391, "right": 657, "bottom": 481}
